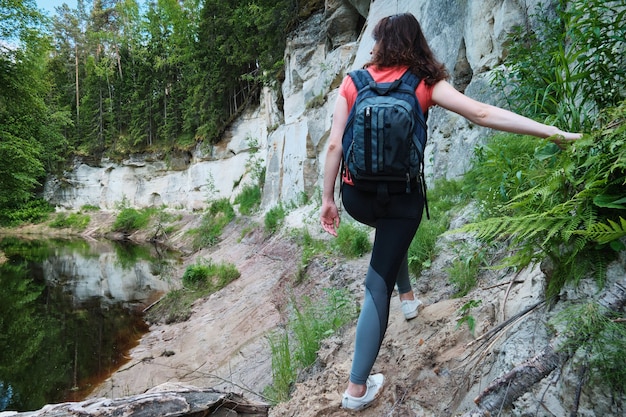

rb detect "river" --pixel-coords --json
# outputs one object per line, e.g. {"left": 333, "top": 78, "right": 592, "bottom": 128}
{"left": 0, "top": 236, "right": 179, "bottom": 412}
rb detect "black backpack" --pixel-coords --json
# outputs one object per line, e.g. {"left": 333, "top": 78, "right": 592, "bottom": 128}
{"left": 341, "top": 69, "right": 429, "bottom": 213}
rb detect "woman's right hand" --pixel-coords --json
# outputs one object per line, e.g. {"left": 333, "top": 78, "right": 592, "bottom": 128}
{"left": 320, "top": 200, "right": 340, "bottom": 237}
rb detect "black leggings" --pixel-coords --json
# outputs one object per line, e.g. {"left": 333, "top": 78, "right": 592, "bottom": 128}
{"left": 342, "top": 183, "right": 424, "bottom": 384}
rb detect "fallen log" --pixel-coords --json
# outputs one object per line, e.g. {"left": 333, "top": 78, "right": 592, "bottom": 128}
{"left": 461, "top": 280, "right": 626, "bottom": 417}
{"left": 0, "top": 384, "right": 269, "bottom": 417}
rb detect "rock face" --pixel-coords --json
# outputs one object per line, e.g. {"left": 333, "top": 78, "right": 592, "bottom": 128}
{"left": 44, "top": 0, "right": 545, "bottom": 213}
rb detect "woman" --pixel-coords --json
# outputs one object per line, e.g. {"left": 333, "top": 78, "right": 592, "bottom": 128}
{"left": 320, "top": 13, "right": 581, "bottom": 411}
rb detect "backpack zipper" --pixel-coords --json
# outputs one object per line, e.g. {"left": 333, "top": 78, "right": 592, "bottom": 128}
{"left": 405, "top": 172, "right": 411, "bottom": 193}
{"left": 364, "top": 106, "right": 373, "bottom": 174}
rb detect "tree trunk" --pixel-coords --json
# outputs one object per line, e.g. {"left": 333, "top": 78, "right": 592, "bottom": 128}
{"left": 462, "top": 280, "right": 626, "bottom": 417}
{"left": 75, "top": 44, "right": 80, "bottom": 121}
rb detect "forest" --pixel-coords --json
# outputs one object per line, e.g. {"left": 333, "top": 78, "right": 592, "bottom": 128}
{"left": 0, "top": 0, "right": 316, "bottom": 223}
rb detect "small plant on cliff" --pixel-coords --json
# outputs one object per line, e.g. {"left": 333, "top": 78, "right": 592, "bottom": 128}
{"left": 552, "top": 302, "right": 626, "bottom": 393}
{"left": 264, "top": 288, "right": 357, "bottom": 404}
{"left": 245, "top": 136, "right": 266, "bottom": 186}
{"left": 447, "top": 245, "right": 487, "bottom": 297}
{"left": 234, "top": 184, "right": 262, "bottom": 215}
{"left": 189, "top": 198, "right": 236, "bottom": 249}
{"left": 333, "top": 222, "right": 371, "bottom": 258}
{"left": 146, "top": 259, "right": 240, "bottom": 324}
{"left": 182, "top": 259, "right": 240, "bottom": 291}
{"left": 293, "top": 228, "right": 328, "bottom": 283}
{"left": 456, "top": 299, "right": 483, "bottom": 336}
{"left": 264, "top": 204, "right": 286, "bottom": 235}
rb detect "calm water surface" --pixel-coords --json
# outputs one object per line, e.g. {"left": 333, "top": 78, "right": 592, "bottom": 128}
{"left": 0, "top": 237, "right": 179, "bottom": 412}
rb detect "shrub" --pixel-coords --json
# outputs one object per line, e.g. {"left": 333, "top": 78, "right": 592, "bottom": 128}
{"left": 265, "top": 204, "right": 286, "bottom": 235}
{"left": 112, "top": 207, "right": 153, "bottom": 233}
{"left": 148, "top": 260, "right": 241, "bottom": 324}
{"left": 49, "top": 212, "right": 91, "bottom": 230}
{"left": 459, "top": 103, "right": 626, "bottom": 300}
{"left": 182, "top": 260, "right": 240, "bottom": 290}
{"left": 553, "top": 302, "right": 626, "bottom": 393}
{"left": 190, "top": 198, "right": 235, "bottom": 249}
{"left": 0, "top": 198, "right": 54, "bottom": 226}
{"left": 234, "top": 184, "right": 261, "bottom": 215}
{"left": 333, "top": 222, "right": 371, "bottom": 258}
{"left": 182, "top": 263, "right": 211, "bottom": 287}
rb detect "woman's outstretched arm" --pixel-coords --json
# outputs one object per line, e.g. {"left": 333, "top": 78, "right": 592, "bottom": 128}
{"left": 431, "top": 80, "right": 582, "bottom": 142}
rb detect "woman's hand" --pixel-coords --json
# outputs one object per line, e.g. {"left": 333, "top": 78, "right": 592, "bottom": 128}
{"left": 550, "top": 131, "right": 583, "bottom": 148}
{"left": 320, "top": 200, "right": 340, "bottom": 237}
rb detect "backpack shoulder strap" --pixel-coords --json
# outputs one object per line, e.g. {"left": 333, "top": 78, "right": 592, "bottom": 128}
{"left": 399, "top": 70, "right": 427, "bottom": 117}
{"left": 399, "top": 69, "right": 421, "bottom": 89}
{"left": 348, "top": 69, "right": 374, "bottom": 92}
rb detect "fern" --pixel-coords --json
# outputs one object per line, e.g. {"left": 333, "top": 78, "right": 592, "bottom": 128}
{"left": 577, "top": 217, "right": 626, "bottom": 244}
{"left": 458, "top": 103, "right": 626, "bottom": 297}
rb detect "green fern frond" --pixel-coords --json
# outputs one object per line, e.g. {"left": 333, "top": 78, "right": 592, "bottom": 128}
{"left": 576, "top": 217, "right": 626, "bottom": 244}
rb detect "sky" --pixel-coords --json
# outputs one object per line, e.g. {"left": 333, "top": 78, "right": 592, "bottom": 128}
{"left": 37, "top": 0, "right": 77, "bottom": 16}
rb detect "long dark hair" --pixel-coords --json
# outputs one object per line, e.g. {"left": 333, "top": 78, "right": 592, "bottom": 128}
{"left": 366, "top": 13, "right": 449, "bottom": 85}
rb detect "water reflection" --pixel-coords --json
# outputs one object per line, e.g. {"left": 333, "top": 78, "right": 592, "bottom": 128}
{"left": 0, "top": 237, "right": 178, "bottom": 412}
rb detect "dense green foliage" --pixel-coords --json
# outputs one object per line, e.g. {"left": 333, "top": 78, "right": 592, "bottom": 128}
{"left": 493, "top": 0, "right": 625, "bottom": 131}
{"left": 460, "top": 104, "right": 626, "bottom": 300}
{"left": 46, "top": 0, "right": 299, "bottom": 155}
{"left": 0, "top": 0, "right": 306, "bottom": 219}
{"left": 0, "top": 199, "right": 54, "bottom": 226}
{"left": 0, "top": 0, "right": 63, "bottom": 217}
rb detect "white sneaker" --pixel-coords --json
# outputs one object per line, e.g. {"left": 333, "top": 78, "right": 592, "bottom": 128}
{"left": 341, "top": 373, "right": 384, "bottom": 411}
{"left": 401, "top": 298, "right": 422, "bottom": 320}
